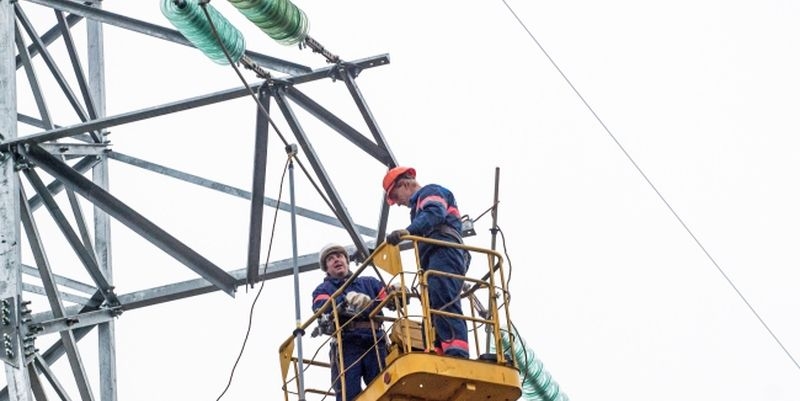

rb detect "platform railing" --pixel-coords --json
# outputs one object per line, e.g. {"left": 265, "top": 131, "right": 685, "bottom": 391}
{"left": 278, "top": 236, "right": 517, "bottom": 401}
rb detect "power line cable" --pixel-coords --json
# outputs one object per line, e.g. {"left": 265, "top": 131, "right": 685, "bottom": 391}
{"left": 198, "top": 2, "right": 351, "bottom": 228}
{"left": 500, "top": 0, "right": 800, "bottom": 372}
{"left": 215, "top": 156, "right": 291, "bottom": 401}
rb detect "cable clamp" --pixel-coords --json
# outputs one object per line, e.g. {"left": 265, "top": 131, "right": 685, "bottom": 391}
{"left": 285, "top": 144, "right": 298, "bottom": 157}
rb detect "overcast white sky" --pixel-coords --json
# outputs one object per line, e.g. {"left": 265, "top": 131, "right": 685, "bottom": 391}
{"left": 10, "top": 1, "right": 800, "bottom": 400}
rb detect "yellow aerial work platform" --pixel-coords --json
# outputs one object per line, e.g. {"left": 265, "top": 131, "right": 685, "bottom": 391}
{"left": 358, "top": 352, "right": 520, "bottom": 401}
{"left": 279, "top": 237, "right": 521, "bottom": 401}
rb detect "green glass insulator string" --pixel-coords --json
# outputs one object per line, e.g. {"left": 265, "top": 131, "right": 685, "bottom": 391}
{"left": 494, "top": 327, "right": 570, "bottom": 401}
{"left": 227, "top": 0, "right": 309, "bottom": 46}
{"left": 161, "top": 0, "right": 247, "bottom": 65}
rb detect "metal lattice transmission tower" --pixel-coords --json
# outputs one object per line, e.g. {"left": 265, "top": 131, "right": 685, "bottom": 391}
{"left": 0, "top": 1, "right": 399, "bottom": 400}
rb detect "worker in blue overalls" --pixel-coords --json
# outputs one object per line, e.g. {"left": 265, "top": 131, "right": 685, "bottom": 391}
{"left": 311, "top": 243, "right": 390, "bottom": 401}
{"left": 383, "top": 166, "right": 470, "bottom": 358}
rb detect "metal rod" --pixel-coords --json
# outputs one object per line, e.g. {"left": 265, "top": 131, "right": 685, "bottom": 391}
{"left": 2, "top": 53, "right": 391, "bottom": 150}
{"left": 15, "top": 13, "right": 82, "bottom": 71}
{"left": 0, "top": 0, "right": 31, "bottom": 393}
{"left": 19, "top": 184, "right": 96, "bottom": 401}
{"left": 107, "top": 152, "right": 377, "bottom": 237}
{"left": 86, "top": 3, "right": 117, "bottom": 395}
{"left": 21, "top": 264, "right": 95, "bottom": 294}
{"left": 273, "top": 89, "right": 370, "bottom": 260}
{"left": 13, "top": 19, "right": 53, "bottom": 131}
{"left": 14, "top": 5, "right": 101, "bottom": 142}
{"left": 33, "top": 355, "right": 74, "bottom": 401}
{"left": 54, "top": 9, "right": 98, "bottom": 120}
{"left": 65, "top": 186, "right": 97, "bottom": 259}
{"left": 281, "top": 54, "right": 389, "bottom": 85}
{"left": 341, "top": 69, "right": 396, "bottom": 163}
{"left": 19, "top": 185, "right": 70, "bottom": 318}
{"left": 490, "top": 167, "right": 500, "bottom": 252}
{"left": 1, "top": 83, "right": 261, "bottom": 149}
{"left": 21, "top": 283, "right": 89, "bottom": 305}
{"left": 284, "top": 86, "right": 391, "bottom": 164}
{"left": 22, "top": 167, "right": 117, "bottom": 306}
{"left": 17, "top": 10, "right": 101, "bottom": 270}
{"left": 340, "top": 70, "right": 396, "bottom": 244}
{"left": 487, "top": 167, "right": 501, "bottom": 352}
{"left": 246, "top": 86, "right": 270, "bottom": 287}
{"left": 24, "top": 365, "right": 46, "bottom": 401}
{"left": 287, "top": 146, "right": 307, "bottom": 399}
{"left": 21, "top": 290, "right": 105, "bottom": 395}
{"left": 27, "top": 155, "right": 99, "bottom": 212}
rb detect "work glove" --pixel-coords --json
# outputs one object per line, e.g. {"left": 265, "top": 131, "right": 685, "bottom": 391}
{"left": 386, "top": 229, "right": 410, "bottom": 245}
{"left": 345, "top": 292, "right": 372, "bottom": 311}
{"left": 388, "top": 282, "right": 409, "bottom": 294}
{"left": 386, "top": 283, "right": 411, "bottom": 311}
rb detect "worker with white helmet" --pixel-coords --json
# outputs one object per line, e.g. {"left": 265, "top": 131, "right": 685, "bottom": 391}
{"left": 383, "top": 166, "right": 470, "bottom": 358}
{"left": 311, "top": 243, "right": 389, "bottom": 401}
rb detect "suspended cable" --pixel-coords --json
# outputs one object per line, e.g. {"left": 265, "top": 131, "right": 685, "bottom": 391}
{"left": 197, "top": 2, "right": 348, "bottom": 224}
{"left": 215, "top": 156, "right": 291, "bottom": 401}
{"left": 198, "top": 3, "right": 386, "bottom": 286}
{"left": 198, "top": 9, "right": 394, "bottom": 395}
{"left": 500, "top": 0, "right": 800, "bottom": 372}
{"left": 495, "top": 225, "right": 513, "bottom": 287}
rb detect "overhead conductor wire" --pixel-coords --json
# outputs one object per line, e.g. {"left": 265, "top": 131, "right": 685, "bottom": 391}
{"left": 499, "top": 0, "right": 799, "bottom": 372}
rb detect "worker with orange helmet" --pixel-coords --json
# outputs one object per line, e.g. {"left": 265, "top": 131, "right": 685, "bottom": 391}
{"left": 382, "top": 166, "right": 470, "bottom": 358}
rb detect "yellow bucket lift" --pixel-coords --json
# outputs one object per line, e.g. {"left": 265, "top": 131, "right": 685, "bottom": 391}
{"left": 279, "top": 237, "right": 522, "bottom": 401}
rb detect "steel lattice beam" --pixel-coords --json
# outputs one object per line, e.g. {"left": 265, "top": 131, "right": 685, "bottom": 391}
{"left": 0, "top": 2, "right": 398, "bottom": 400}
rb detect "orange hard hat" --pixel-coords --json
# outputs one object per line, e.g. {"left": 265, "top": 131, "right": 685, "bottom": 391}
{"left": 382, "top": 166, "right": 416, "bottom": 205}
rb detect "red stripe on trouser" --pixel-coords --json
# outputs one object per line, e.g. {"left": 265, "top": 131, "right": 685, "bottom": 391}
{"left": 442, "top": 339, "right": 469, "bottom": 353}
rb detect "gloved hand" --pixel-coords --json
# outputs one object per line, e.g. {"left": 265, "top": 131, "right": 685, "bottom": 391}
{"left": 345, "top": 292, "right": 372, "bottom": 310}
{"left": 386, "top": 283, "right": 411, "bottom": 311}
{"left": 386, "top": 229, "right": 410, "bottom": 245}
{"left": 388, "top": 282, "right": 409, "bottom": 294}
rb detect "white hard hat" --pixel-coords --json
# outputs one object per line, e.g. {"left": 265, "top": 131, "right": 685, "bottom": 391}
{"left": 319, "top": 243, "right": 348, "bottom": 271}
